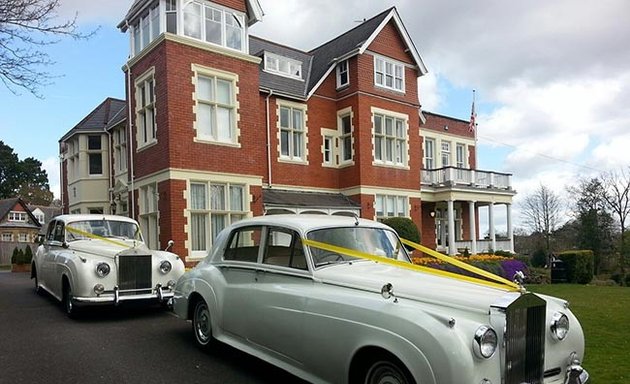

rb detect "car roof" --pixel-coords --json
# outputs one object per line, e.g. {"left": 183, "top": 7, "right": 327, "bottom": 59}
{"left": 52, "top": 214, "right": 139, "bottom": 224}
{"left": 230, "top": 214, "right": 393, "bottom": 234}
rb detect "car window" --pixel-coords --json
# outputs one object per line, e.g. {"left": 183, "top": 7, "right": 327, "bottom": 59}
{"left": 52, "top": 221, "right": 65, "bottom": 243}
{"left": 307, "top": 227, "right": 409, "bottom": 267}
{"left": 263, "top": 227, "right": 308, "bottom": 270}
{"left": 224, "top": 226, "right": 262, "bottom": 262}
{"left": 45, "top": 220, "right": 56, "bottom": 242}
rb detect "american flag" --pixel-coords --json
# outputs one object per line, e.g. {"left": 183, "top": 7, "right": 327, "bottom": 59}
{"left": 468, "top": 93, "right": 476, "bottom": 133}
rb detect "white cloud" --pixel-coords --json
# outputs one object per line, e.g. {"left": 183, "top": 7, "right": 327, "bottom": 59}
{"left": 57, "top": 0, "right": 131, "bottom": 24}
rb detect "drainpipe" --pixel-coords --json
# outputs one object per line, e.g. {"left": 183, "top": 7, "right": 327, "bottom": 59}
{"left": 124, "top": 21, "right": 135, "bottom": 219}
{"left": 106, "top": 129, "right": 113, "bottom": 213}
{"left": 265, "top": 89, "right": 274, "bottom": 188}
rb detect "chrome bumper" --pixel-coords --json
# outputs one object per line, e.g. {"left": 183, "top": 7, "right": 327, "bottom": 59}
{"left": 73, "top": 284, "right": 174, "bottom": 306}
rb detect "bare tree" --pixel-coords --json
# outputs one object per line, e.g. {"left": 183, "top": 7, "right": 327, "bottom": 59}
{"left": 521, "top": 184, "right": 563, "bottom": 253}
{"left": 601, "top": 167, "right": 630, "bottom": 272}
{"left": 0, "top": 0, "right": 93, "bottom": 96}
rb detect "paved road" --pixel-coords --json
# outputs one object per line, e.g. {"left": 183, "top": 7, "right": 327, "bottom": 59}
{"left": 0, "top": 272, "right": 306, "bottom": 384}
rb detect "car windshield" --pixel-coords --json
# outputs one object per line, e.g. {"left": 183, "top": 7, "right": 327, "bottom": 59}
{"left": 307, "top": 227, "right": 409, "bottom": 267}
{"left": 65, "top": 220, "right": 143, "bottom": 242}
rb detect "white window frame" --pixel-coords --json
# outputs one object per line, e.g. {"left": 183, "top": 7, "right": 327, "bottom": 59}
{"left": 8, "top": 211, "right": 28, "bottom": 222}
{"left": 1, "top": 233, "right": 12, "bottom": 242}
{"left": 375, "top": 194, "right": 409, "bottom": 219}
{"left": 441, "top": 141, "right": 451, "bottom": 167}
{"left": 374, "top": 55, "right": 405, "bottom": 92}
{"left": 18, "top": 233, "right": 28, "bottom": 242}
{"left": 322, "top": 135, "right": 334, "bottom": 166}
{"left": 165, "top": 0, "right": 178, "bottom": 34}
{"left": 139, "top": 183, "right": 159, "bottom": 250}
{"left": 456, "top": 143, "right": 466, "bottom": 168}
{"left": 135, "top": 69, "right": 157, "bottom": 149}
{"left": 114, "top": 126, "right": 128, "bottom": 173}
{"left": 336, "top": 59, "right": 349, "bottom": 88}
{"left": 372, "top": 108, "right": 408, "bottom": 168}
{"left": 264, "top": 52, "right": 303, "bottom": 80}
{"left": 87, "top": 135, "right": 103, "bottom": 176}
{"left": 277, "top": 101, "right": 308, "bottom": 163}
{"left": 425, "top": 138, "right": 435, "bottom": 169}
{"left": 338, "top": 107, "right": 354, "bottom": 165}
{"left": 192, "top": 65, "right": 239, "bottom": 146}
{"left": 188, "top": 181, "right": 248, "bottom": 258}
{"left": 182, "top": 1, "right": 246, "bottom": 52}
{"left": 132, "top": 4, "right": 161, "bottom": 56}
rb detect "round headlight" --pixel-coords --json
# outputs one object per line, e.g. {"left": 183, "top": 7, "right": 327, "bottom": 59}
{"left": 159, "top": 260, "right": 172, "bottom": 274}
{"left": 473, "top": 325, "right": 498, "bottom": 359}
{"left": 551, "top": 312, "right": 570, "bottom": 340}
{"left": 96, "top": 262, "right": 111, "bottom": 277}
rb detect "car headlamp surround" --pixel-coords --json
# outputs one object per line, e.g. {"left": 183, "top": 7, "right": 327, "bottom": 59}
{"left": 159, "top": 260, "right": 172, "bottom": 274}
{"left": 473, "top": 325, "right": 498, "bottom": 359}
{"left": 551, "top": 312, "right": 570, "bottom": 340}
{"left": 95, "top": 262, "right": 111, "bottom": 277}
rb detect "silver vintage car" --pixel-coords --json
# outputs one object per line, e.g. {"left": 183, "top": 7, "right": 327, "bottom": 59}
{"left": 33, "top": 214, "right": 185, "bottom": 317}
{"left": 173, "top": 215, "right": 589, "bottom": 384}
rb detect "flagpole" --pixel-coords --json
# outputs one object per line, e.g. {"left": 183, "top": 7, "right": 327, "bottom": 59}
{"left": 470, "top": 89, "right": 477, "bottom": 168}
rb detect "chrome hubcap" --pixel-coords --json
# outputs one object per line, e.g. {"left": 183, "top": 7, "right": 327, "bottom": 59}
{"left": 366, "top": 362, "right": 407, "bottom": 384}
{"left": 195, "top": 303, "right": 210, "bottom": 343}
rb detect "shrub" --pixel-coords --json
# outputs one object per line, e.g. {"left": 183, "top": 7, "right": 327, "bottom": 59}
{"left": 22, "top": 245, "right": 33, "bottom": 264}
{"left": 382, "top": 217, "right": 420, "bottom": 249}
{"left": 531, "top": 249, "right": 548, "bottom": 268}
{"left": 557, "top": 250, "right": 594, "bottom": 284}
{"left": 11, "top": 247, "right": 26, "bottom": 264}
{"left": 494, "top": 250, "right": 513, "bottom": 257}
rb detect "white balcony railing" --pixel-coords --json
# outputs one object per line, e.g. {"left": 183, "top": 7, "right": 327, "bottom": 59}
{"left": 421, "top": 167, "right": 512, "bottom": 190}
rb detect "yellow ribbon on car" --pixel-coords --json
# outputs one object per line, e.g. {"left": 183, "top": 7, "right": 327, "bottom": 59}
{"left": 65, "top": 226, "right": 131, "bottom": 249}
{"left": 302, "top": 238, "right": 520, "bottom": 292}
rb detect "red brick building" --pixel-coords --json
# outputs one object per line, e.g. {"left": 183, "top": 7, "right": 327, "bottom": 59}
{"left": 59, "top": 0, "right": 515, "bottom": 263}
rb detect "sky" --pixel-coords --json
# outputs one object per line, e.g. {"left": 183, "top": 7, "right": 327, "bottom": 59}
{"left": 1, "top": 0, "right": 629, "bottom": 232}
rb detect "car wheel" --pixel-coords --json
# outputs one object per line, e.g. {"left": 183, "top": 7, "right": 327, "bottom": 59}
{"left": 32, "top": 267, "right": 42, "bottom": 295}
{"left": 63, "top": 282, "right": 79, "bottom": 319}
{"left": 364, "top": 359, "right": 414, "bottom": 384}
{"left": 192, "top": 299, "right": 213, "bottom": 349}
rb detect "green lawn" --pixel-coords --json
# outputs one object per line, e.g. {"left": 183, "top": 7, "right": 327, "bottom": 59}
{"left": 528, "top": 284, "right": 630, "bottom": 383}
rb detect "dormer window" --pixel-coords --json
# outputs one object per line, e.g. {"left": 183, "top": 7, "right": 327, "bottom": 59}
{"left": 336, "top": 60, "right": 349, "bottom": 88}
{"left": 183, "top": 1, "right": 246, "bottom": 52}
{"left": 264, "top": 53, "right": 302, "bottom": 80}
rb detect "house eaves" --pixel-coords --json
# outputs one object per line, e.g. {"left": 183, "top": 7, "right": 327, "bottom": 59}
{"left": 118, "top": 0, "right": 264, "bottom": 31}
{"left": 306, "top": 7, "right": 428, "bottom": 99}
{"left": 59, "top": 97, "right": 126, "bottom": 142}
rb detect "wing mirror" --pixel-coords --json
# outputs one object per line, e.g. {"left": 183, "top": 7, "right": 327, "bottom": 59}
{"left": 165, "top": 240, "right": 174, "bottom": 252}
{"left": 381, "top": 283, "right": 398, "bottom": 303}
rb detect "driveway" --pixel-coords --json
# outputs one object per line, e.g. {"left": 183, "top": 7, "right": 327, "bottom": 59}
{"left": 0, "top": 272, "right": 306, "bottom": 384}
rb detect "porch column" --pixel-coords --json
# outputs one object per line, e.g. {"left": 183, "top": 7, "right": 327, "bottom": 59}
{"left": 488, "top": 203, "right": 496, "bottom": 252}
{"left": 506, "top": 203, "right": 514, "bottom": 253}
{"left": 469, "top": 201, "right": 477, "bottom": 255}
{"left": 447, "top": 199, "right": 456, "bottom": 255}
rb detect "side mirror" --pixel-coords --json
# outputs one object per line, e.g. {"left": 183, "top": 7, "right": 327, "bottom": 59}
{"left": 165, "top": 240, "right": 174, "bottom": 252}
{"left": 36, "top": 234, "right": 45, "bottom": 244}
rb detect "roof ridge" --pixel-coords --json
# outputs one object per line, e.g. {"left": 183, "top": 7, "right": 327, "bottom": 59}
{"left": 250, "top": 35, "right": 312, "bottom": 55}
{"left": 308, "top": 6, "right": 395, "bottom": 54}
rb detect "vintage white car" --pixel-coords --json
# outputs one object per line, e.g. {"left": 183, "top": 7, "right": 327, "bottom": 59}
{"left": 32, "top": 214, "right": 185, "bottom": 316}
{"left": 173, "top": 215, "right": 589, "bottom": 384}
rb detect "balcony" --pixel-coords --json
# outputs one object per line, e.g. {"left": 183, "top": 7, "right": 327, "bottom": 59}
{"left": 421, "top": 167, "right": 513, "bottom": 191}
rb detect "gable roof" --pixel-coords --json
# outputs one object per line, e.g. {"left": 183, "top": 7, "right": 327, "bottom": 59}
{"left": 118, "top": 0, "right": 264, "bottom": 31}
{"left": 60, "top": 98, "right": 126, "bottom": 142}
{"left": 0, "top": 198, "right": 41, "bottom": 229}
{"left": 307, "top": 7, "right": 428, "bottom": 98}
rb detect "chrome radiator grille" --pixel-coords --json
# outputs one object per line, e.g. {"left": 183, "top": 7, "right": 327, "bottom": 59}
{"left": 505, "top": 293, "right": 546, "bottom": 384}
{"left": 118, "top": 255, "right": 152, "bottom": 291}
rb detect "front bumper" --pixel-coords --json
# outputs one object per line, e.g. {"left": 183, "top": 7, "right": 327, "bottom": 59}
{"left": 73, "top": 284, "right": 174, "bottom": 306}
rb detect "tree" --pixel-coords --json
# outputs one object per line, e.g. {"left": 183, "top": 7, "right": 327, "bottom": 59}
{"left": 567, "top": 178, "right": 615, "bottom": 274}
{"left": 601, "top": 168, "right": 630, "bottom": 272}
{"left": 0, "top": 140, "right": 21, "bottom": 197}
{"left": 521, "top": 184, "right": 563, "bottom": 253}
{"left": 0, "top": 0, "right": 93, "bottom": 96}
{"left": 0, "top": 141, "right": 53, "bottom": 204}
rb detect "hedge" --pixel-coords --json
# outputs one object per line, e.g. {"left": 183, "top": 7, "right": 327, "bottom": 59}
{"left": 557, "top": 250, "right": 594, "bottom": 284}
